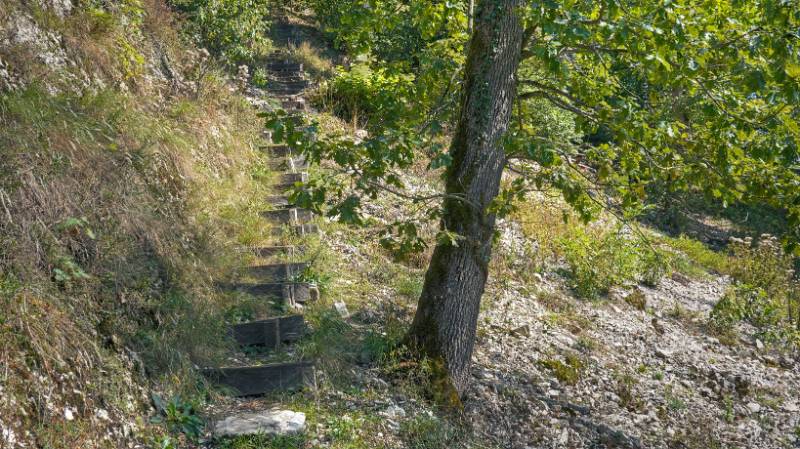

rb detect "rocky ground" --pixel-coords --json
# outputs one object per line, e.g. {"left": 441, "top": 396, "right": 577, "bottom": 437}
{"left": 459, "top": 221, "right": 800, "bottom": 449}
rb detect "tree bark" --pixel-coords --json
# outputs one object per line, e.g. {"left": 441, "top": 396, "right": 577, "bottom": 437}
{"left": 406, "top": 0, "right": 524, "bottom": 397}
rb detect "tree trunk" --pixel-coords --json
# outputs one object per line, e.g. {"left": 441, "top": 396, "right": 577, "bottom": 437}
{"left": 406, "top": 0, "right": 524, "bottom": 397}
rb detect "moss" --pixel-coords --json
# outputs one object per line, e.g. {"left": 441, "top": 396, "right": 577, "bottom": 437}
{"left": 538, "top": 353, "right": 585, "bottom": 385}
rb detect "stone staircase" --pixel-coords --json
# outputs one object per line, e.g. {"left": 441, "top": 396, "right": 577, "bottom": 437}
{"left": 206, "top": 46, "right": 319, "bottom": 439}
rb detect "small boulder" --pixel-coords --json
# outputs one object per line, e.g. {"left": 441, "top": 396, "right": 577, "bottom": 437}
{"left": 334, "top": 301, "right": 350, "bottom": 318}
{"left": 213, "top": 410, "right": 306, "bottom": 437}
{"left": 381, "top": 405, "right": 406, "bottom": 420}
{"left": 510, "top": 325, "right": 531, "bottom": 338}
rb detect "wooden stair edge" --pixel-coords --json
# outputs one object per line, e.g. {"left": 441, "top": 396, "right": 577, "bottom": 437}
{"left": 215, "top": 281, "right": 319, "bottom": 304}
{"left": 230, "top": 314, "right": 306, "bottom": 348}
{"left": 202, "top": 361, "right": 314, "bottom": 396}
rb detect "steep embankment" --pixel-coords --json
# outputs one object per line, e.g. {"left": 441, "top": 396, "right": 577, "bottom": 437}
{"left": 1, "top": 1, "right": 276, "bottom": 446}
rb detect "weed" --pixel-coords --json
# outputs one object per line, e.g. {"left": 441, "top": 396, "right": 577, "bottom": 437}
{"left": 544, "top": 310, "right": 593, "bottom": 335}
{"left": 539, "top": 353, "right": 585, "bottom": 385}
{"left": 150, "top": 394, "right": 204, "bottom": 441}
{"left": 318, "top": 65, "right": 415, "bottom": 129}
{"left": 400, "top": 414, "right": 458, "bottom": 449}
{"left": 216, "top": 434, "right": 305, "bottom": 449}
{"left": 667, "top": 301, "right": 696, "bottom": 321}
{"left": 723, "top": 395, "right": 735, "bottom": 423}
{"left": 665, "top": 387, "right": 687, "bottom": 412}
{"left": 289, "top": 41, "right": 333, "bottom": 78}
{"left": 615, "top": 373, "right": 641, "bottom": 411}
{"left": 394, "top": 273, "right": 423, "bottom": 300}
{"left": 575, "top": 336, "right": 597, "bottom": 353}
{"left": 624, "top": 289, "right": 647, "bottom": 311}
{"left": 662, "top": 235, "right": 729, "bottom": 276}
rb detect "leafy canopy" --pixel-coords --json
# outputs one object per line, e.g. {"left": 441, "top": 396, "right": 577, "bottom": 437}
{"left": 272, "top": 0, "right": 800, "bottom": 254}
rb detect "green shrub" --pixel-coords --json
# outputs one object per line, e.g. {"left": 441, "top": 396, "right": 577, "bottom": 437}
{"left": 171, "top": 0, "right": 273, "bottom": 65}
{"left": 709, "top": 235, "right": 800, "bottom": 345}
{"left": 559, "top": 226, "right": 670, "bottom": 299}
{"left": 319, "top": 64, "right": 415, "bottom": 128}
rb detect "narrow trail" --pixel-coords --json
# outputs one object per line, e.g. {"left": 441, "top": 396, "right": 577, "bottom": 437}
{"left": 202, "top": 18, "right": 324, "bottom": 440}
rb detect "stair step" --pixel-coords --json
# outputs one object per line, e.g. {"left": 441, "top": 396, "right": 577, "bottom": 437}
{"left": 266, "top": 195, "right": 292, "bottom": 208}
{"left": 230, "top": 314, "right": 305, "bottom": 348}
{"left": 247, "top": 262, "right": 307, "bottom": 279}
{"left": 266, "top": 61, "right": 303, "bottom": 70}
{"left": 218, "top": 281, "right": 318, "bottom": 305}
{"left": 273, "top": 172, "right": 308, "bottom": 190}
{"left": 261, "top": 208, "right": 313, "bottom": 225}
{"left": 270, "top": 80, "right": 310, "bottom": 88}
{"left": 271, "top": 75, "right": 307, "bottom": 83}
{"left": 282, "top": 100, "right": 306, "bottom": 111}
{"left": 264, "top": 145, "right": 292, "bottom": 157}
{"left": 252, "top": 245, "right": 300, "bottom": 257}
{"left": 268, "top": 157, "right": 309, "bottom": 171}
{"left": 203, "top": 361, "right": 313, "bottom": 396}
{"left": 279, "top": 223, "right": 319, "bottom": 236}
{"left": 268, "top": 87, "right": 308, "bottom": 95}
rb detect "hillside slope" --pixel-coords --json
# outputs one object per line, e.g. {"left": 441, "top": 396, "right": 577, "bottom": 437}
{"left": 204, "top": 12, "right": 800, "bottom": 449}
{"left": 2, "top": 2, "right": 799, "bottom": 449}
{"left": 1, "top": 0, "right": 277, "bottom": 446}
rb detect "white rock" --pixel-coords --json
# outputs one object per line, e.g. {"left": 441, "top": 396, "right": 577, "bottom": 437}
{"left": 64, "top": 407, "right": 75, "bottom": 421}
{"left": 746, "top": 402, "right": 761, "bottom": 414}
{"left": 95, "top": 409, "right": 110, "bottom": 421}
{"left": 213, "top": 410, "right": 306, "bottom": 437}
{"left": 334, "top": 301, "right": 350, "bottom": 318}
{"left": 381, "top": 405, "right": 406, "bottom": 420}
{"left": 558, "top": 427, "right": 569, "bottom": 445}
{"left": 783, "top": 402, "right": 799, "bottom": 413}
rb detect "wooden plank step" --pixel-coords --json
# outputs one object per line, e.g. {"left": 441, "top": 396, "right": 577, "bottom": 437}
{"left": 261, "top": 208, "right": 313, "bottom": 225}
{"left": 267, "top": 61, "right": 303, "bottom": 69}
{"left": 268, "top": 87, "right": 307, "bottom": 95}
{"left": 266, "top": 195, "right": 292, "bottom": 208}
{"left": 269, "top": 223, "right": 319, "bottom": 237}
{"left": 282, "top": 100, "right": 306, "bottom": 112}
{"left": 217, "top": 281, "right": 318, "bottom": 304}
{"left": 273, "top": 172, "right": 308, "bottom": 190}
{"left": 266, "top": 60, "right": 303, "bottom": 69}
{"left": 230, "top": 315, "right": 305, "bottom": 348}
{"left": 264, "top": 145, "right": 292, "bottom": 157}
{"left": 251, "top": 245, "right": 299, "bottom": 257}
{"left": 267, "top": 157, "right": 309, "bottom": 172}
{"left": 269, "top": 74, "right": 306, "bottom": 82}
{"left": 203, "top": 361, "right": 313, "bottom": 396}
{"left": 247, "top": 262, "right": 307, "bottom": 280}
{"left": 270, "top": 80, "right": 310, "bottom": 88}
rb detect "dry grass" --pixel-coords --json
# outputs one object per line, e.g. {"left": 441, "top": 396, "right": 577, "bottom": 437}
{"left": 0, "top": 1, "right": 279, "bottom": 446}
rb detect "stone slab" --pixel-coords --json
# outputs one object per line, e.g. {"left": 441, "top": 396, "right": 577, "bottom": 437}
{"left": 213, "top": 409, "right": 306, "bottom": 437}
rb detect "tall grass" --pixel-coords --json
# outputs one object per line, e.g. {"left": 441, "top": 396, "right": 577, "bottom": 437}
{"left": 0, "top": 76, "right": 269, "bottom": 446}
